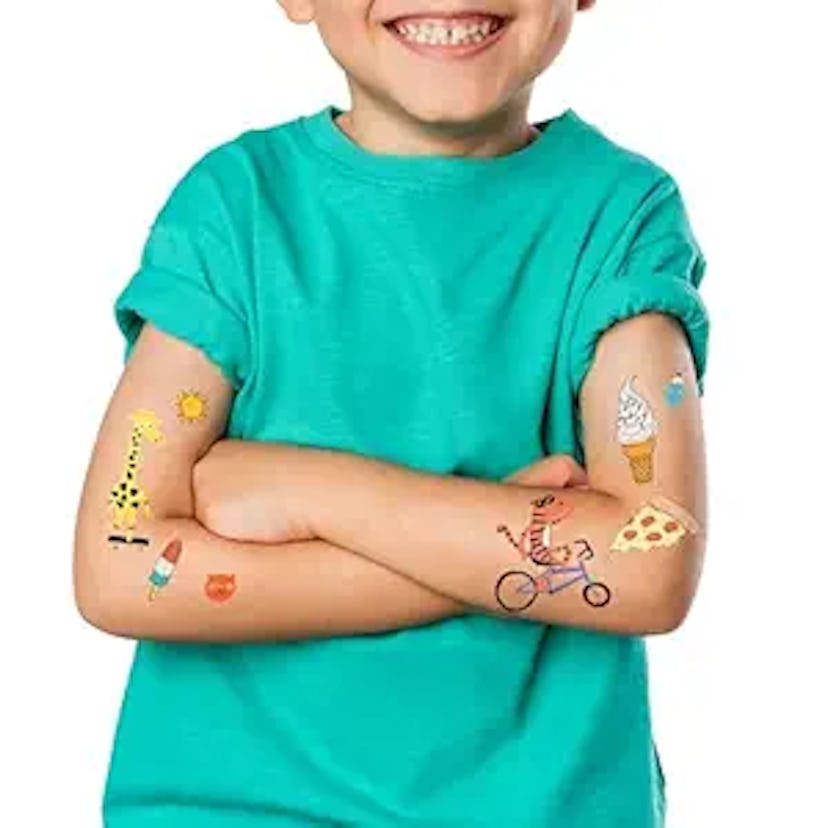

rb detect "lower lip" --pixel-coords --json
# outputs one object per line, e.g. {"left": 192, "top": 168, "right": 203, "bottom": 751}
{"left": 385, "top": 20, "right": 509, "bottom": 60}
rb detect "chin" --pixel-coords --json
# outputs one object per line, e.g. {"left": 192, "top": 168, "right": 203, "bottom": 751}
{"left": 393, "top": 87, "right": 509, "bottom": 130}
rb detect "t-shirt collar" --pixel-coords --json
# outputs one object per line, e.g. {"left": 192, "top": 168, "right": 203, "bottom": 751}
{"left": 299, "top": 103, "right": 580, "bottom": 187}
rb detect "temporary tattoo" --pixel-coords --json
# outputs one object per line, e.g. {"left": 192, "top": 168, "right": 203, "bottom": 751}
{"left": 147, "top": 537, "right": 183, "bottom": 602}
{"left": 495, "top": 539, "right": 611, "bottom": 613}
{"left": 204, "top": 574, "right": 237, "bottom": 603}
{"left": 108, "top": 409, "right": 164, "bottom": 541}
{"left": 663, "top": 372, "right": 687, "bottom": 408}
{"left": 108, "top": 534, "right": 150, "bottom": 547}
{"left": 526, "top": 541, "right": 575, "bottom": 567}
{"left": 174, "top": 390, "right": 208, "bottom": 424}
{"left": 610, "top": 496, "right": 700, "bottom": 554}
{"left": 617, "top": 377, "right": 658, "bottom": 484}
{"left": 497, "top": 494, "right": 573, "bottom": 565}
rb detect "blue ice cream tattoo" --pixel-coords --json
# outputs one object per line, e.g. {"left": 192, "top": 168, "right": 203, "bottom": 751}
{"left": 664, "top": 372, "right": 686, "bottom": 408}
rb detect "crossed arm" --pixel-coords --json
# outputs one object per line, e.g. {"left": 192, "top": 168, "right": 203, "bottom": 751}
{"left": 74, "top": 313, "right": 706, "bottom": 642}
{"left": 74, "top": 324, "right": 480, "bottom": 641}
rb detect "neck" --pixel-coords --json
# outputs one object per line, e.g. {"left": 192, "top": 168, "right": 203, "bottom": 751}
{"left": 337, "top": 86, "right": 538, "bottom": 159}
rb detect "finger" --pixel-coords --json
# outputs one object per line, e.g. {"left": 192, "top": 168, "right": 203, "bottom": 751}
{"left": 547, "top": 455, "right": 588, "bottom": 487}
{"left": 563, "top": 457, "right": 589, "bottom": 487}
{"left": 506, "top": 455, "right": 589, "bottom": 488}
{"left": 504, "top": 461, "right": 556, "bottom": 486}
{"left": 506, "top": 456, "right": 568, "bottom": 487}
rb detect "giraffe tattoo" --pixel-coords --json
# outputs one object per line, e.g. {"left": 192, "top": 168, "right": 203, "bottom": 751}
{"left": 108, "top": 409, "right": 164, "bottom": 544}
{"left": 497, "top": 494, "right": 574, "bottom": 565}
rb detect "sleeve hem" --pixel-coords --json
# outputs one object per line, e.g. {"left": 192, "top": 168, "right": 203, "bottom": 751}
{"left": 568, "top": 270, "right": 710, "bottom": 401}
{"left": 114, "top": 265, "right": 250, "bottom": 391}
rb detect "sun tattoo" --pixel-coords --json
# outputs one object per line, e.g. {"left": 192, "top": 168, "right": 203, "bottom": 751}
{"left": 174, "top": 390, "right": 208, "bottom": 424}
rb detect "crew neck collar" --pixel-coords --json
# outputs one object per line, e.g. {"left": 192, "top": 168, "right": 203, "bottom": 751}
{"left": 298, "top": 104, "right": 580, "bottom": 187}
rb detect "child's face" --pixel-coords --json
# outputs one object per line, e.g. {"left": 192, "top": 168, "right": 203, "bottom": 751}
{"left": 280, "top": 1, "right": 593, "bottom": 125}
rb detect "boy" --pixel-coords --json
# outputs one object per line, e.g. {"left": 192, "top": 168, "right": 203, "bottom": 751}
{"left": 74, "top": 1, "right": 708, "bottom": 825}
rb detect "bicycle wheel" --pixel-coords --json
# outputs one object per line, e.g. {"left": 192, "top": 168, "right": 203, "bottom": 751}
{"left": 583, "top": 581, "right": 611, "bottom": 608}
{"left": 495, "top": 570, "right": 537, "bottom": 612}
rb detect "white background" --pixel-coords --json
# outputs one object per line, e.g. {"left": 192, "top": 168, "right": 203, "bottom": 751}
{"left": 2, "top": 1, "right": 825, "bottom": 825}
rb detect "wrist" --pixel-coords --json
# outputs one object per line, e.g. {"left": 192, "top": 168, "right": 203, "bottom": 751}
{"left": 301, "top": 445, "right": 357, "bottom": 541}
{"left": 304, "top": 448, "right": 391, "bottom": 546}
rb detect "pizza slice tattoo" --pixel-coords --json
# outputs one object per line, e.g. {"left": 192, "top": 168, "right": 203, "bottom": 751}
{"left": 610, "top": 496, "right": 700, "bottom": 554}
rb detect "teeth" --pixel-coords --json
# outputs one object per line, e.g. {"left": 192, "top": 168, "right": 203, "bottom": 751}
{"left": 392, "top": 17, "right": 502, "bottom": 46}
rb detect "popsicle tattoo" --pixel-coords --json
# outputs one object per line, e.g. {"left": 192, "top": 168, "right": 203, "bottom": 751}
{"left": 497, "top": 493, "right": 574, "bottom": 565}
{"left": 616, "top": 377, "right": 658, "bottom": 484}
{"left": 147, "top": 537, "right": 183, "bottom": 602}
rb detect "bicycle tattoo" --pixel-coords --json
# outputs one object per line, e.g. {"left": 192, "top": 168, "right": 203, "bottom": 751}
{"left": 495, "top": 539, "right": 611, "bottom": 612}
{"left": 495, "top": 495, "right": 611, "bottom": 613}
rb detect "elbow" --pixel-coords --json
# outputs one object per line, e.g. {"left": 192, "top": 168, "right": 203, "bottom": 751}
{"left": 643, "top": 593, "right": 693, "bottom": 635}
{"left": 74, "top": 553, "right": 103, "bottom": 630}
{"left": 639, "top": 574, "right": 699, "bottom": 635}
{"left": 76, "top": 594, "right": 144, "bottom": 640}
{"left": 75, "top": 584, "right": 115, "bottom": 635}
{"left": 73, "top": 560, "right": 137, "bottom": 639}
{"left": 633, "top": 537, "right": 705, "bottom": 636}
{"left": 74, "top": 578, "right": 126, "bottom": 637}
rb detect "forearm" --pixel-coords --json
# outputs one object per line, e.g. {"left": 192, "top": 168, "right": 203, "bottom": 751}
{"left": 306, "top": 449, "right": 702, "bottom": 635}
{"left": 75, "top": 515, "right": 467, "bottom": 643}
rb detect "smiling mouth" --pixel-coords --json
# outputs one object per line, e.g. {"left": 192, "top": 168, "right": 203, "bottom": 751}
{"left": 384, "top": 13, "right": 509, "bottom": 56}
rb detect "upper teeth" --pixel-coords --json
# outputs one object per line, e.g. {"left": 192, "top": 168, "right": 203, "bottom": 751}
{"left": 393, "top": 17, "right": 501, "bottom": 45}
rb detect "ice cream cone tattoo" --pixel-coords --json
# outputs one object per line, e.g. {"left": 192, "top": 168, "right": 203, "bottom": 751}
{"left": 147, "top": 537, "right": 183, "bottom": 602}
{"left": 204, "top": 574, "right": 237, "bottom": 604}
{"left": 174, "top": 390, "right": 208, "bottom": 424}
{"left": 108, "top": 409, "right": 164, "bottom": 543}
{"left": 616, "top": 377, "right": 658, "bottom": 484}
{"left": 610, "top": 496, "right": 699, "bottom": 554}
{"left": 497, "top": 494, "right": 574, "bottom": 565}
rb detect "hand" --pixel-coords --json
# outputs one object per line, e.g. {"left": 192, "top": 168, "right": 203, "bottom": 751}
{"left": 503, "top": 454, "right": 588, "bottom": 489}
{"left": 192, "top": 439, "right": 319, "bottom": 544}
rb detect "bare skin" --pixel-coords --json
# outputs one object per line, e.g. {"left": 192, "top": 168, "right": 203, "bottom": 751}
{"left": 73, "top": 325, "right": 589, "bottom": 642}
{"left": 277, "top": 0, "right": 596, "bottom": 158}
{"left": 74, "top": 1, "right": 707, "bottom": 642}
{"left": 75, "top": 313, "right": 706, "bottom": 640}
{"left": 194, "top": 314, "right": 706, "bottom": 636}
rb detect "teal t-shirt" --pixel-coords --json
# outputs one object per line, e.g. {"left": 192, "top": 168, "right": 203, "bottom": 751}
{"left": 107, "top": 104, "right": 708, "bottom": 827}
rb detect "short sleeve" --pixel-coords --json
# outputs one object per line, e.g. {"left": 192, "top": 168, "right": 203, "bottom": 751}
{"left": 568, "top": 174, "right": 709, "bottom": 398}
{"left": 114, "top": 147, "right": 251, "bottom": 389}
